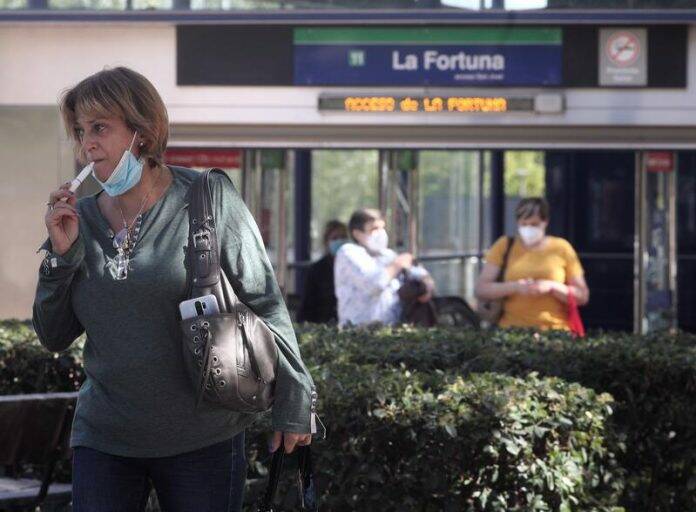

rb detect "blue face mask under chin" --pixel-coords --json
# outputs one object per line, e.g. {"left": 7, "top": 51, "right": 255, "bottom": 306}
{"left": 92, "top": 131, "right": 144, "bottom": 197}
{"left": 329, "top": 239, "right": 348, "bottom": 256}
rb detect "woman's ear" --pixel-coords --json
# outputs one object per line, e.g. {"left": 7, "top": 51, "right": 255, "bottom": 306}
{"left": 135, "top": 138, "right": 148, "bottom": 160}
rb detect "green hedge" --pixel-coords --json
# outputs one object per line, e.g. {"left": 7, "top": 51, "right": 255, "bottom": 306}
{"left": 0, "top": 320, "right": 83, "bottom": 393}
{"left": 2, "top": 320, "right": 695, "bottom": 511}
{"left": 292, "top": 325, "right": 696, "bottom": 512}
{"left": 305, "top": 368, "right": 619, "bottom": 511}
{"left": 243, "top": 366, "right": 622, "bottom": 511}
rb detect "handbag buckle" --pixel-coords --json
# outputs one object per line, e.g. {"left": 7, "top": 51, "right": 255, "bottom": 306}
{"left": 192, "top": 230, "right": 211, "bottom": 251}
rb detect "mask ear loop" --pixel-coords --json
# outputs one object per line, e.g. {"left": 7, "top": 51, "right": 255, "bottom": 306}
{"left": 128, "top": 131, "right": 138, "bottom": 153}
{"left": 129, "top": 131, "right": 147, "bottom": 163}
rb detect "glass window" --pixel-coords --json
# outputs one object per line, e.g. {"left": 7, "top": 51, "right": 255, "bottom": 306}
{"left": 418, "top": 150, "right": 482, "bottom": 298}
{"left": 12, "top": 0, "right": 696, "bottom": 11}
{"left": 419, "top": 150, "right": 481, "bottom": 255}
{"left": 311, "top": 150, "right": 379, "bottom": 258}
{"left": 242, "top": 149, "right": 293, "bottom": 293}
{"left": 678, "top": 152, "right": 696, "bottom": 252}
{"left": 677, "top": 151, "right": 696, "bottom": 332}
{"left": 504, "top": 151, "right": 545, "bottom": 234}
{"left": 255, "top": 150, "right": 286, "bottom": 262}
{"left": 385, "top": 150, "right": 417, "bottom": 253}
{"left": 580, "top": 153, "right": 635, "bottom": 251}
{"left": 46, "top": 0, "right": 171, "bottom": 9}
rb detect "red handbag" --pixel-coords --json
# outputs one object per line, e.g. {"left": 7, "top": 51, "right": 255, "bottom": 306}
{"left": 567, "top": 290, "right": 586, "bottom": 338}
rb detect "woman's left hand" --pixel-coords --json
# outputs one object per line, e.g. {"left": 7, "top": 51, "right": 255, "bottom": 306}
{"left": 270, "top": 431, "right": 312, "bottom": 454}
{"left": 416, "top": 274, "right": 436, "bottom": 303}
{"left": 417, "top": 291, "right": 433, "bottom": 303}
{"left": 532, "top": 279, "right": 561, "bottom": 295}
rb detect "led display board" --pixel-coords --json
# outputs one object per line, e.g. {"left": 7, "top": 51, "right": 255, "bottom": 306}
{"left": 318, "top": 94, "right": 537, "bottom": 113}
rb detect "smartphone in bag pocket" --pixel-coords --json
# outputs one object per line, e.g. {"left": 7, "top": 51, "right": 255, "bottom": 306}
{"left": 179, "top": 294, "right": 220, "bottom": 320}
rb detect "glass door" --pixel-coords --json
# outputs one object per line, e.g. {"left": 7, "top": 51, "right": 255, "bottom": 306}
{"left": 635, "top": 151, "right": 678, "bottom": 333}
{"left": 311, "top": 150, "right": 379, "bottom": 257}
{"left": 417, "top": 150, "right": 486, "bottom": 302}
{"left": 677, "top": 151, "right": 696, "bottom": 332}
{"left": 243, "top": 149, "right": 291, "bottom": 293}
{"left": 380, "top": 150, "right": 418, "bottom": 254}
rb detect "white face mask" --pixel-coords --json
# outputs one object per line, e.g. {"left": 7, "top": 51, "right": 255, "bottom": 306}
{"left": 518, "top": 225, "right": 545, "bottom": 246}
{"left": 365, "top": 228, "right": 388, "bottom": 254}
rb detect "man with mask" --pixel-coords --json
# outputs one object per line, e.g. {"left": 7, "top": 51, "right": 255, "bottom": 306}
{"left": 334, "top": 208, "right": 430, "bottom": 327}
{"left": 297, "top": 220, "right": 348, "bottom": 323}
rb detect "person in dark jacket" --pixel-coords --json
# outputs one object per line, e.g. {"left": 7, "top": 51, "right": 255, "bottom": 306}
{"left": 296, "top": 220, "right": 348, "bottom": 323}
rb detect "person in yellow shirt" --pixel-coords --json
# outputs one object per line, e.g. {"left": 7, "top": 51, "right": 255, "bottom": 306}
{"left": 475, "top": 197, "right": 589, "bottom": 330}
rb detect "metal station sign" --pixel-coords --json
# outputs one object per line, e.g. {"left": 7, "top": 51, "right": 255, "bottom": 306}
{"left": 164, "top": 148, "right": 242, "bottom": 169}
{"left": 644, "top": 151, "right": 675, "bottom": 173}
{"left": 295, "top": 27, "right": 563, "bottom": 87}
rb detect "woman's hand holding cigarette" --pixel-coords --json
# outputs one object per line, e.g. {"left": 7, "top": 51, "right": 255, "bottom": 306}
{"left": 45, "top": 183, "right": 80, "bottom": 256}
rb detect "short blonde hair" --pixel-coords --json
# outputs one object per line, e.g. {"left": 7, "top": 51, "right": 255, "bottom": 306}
{"left": 59, "top": 67, "right": 169, "bottom": 168}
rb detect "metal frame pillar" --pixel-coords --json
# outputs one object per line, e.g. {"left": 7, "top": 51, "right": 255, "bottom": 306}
{"left": 490, "top": 150, "right": 505, "bottom": 239}
{"left": 293, "top": 150, "right": 312, "bottom": 295}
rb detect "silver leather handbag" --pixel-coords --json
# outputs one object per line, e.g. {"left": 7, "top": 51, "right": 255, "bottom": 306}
{"left": 180, "top": 168, "right": 278, "bottom": 412}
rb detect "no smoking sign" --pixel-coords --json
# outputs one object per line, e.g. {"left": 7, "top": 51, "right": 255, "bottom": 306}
{"left": 606, "top": 31, "right": 640, "bottom": 67}
{"left": 599, "top": 28, "right": 647, "bottom": 87}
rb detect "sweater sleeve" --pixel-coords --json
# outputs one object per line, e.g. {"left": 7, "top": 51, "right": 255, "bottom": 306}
{"left": 210, "top": 173, "right": 316, "bottom": 433}
{"left": 32, "top": 237, "right": 85, "bottom": 352}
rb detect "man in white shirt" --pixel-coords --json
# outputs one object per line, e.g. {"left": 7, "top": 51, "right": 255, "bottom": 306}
{"left": 334, "top": 208, "right": 431, "bottom": 327}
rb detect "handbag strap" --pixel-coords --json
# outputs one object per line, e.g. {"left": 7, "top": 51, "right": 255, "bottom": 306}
{"left": 258, "top": 445, "right": 286, "bottom": 511}
{"left": 297, "top": 445, "right": 317, "bottom": 510}
{"left": 496, "top": 236, "right": 515, "bottom": 283}
{"left": 258, "top": 442, "right": 317, "bottom": 512}
{"left": 187, "top": 168, "right": 228, "bottom": 294}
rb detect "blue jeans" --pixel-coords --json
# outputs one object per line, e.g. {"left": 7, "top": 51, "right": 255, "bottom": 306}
{"left": 72, "top": 432, "right": 246, "bottom": 512}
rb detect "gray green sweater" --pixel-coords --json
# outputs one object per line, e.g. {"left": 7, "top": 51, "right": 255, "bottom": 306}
{"left": 33, "top": 166, "right": 315, "bottom": 458}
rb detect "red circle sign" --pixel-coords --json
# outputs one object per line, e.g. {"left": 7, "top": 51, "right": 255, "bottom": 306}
{"left": 606, "top": 31, "right": 640, "bottom": 67}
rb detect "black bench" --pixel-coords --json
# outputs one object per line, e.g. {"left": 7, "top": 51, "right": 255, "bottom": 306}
{"left": 0, "top": 392, "right": 77, "bottom": 511}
